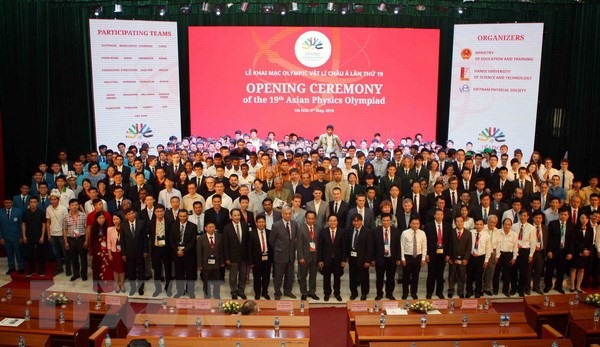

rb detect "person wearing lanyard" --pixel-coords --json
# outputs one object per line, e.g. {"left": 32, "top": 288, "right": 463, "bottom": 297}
{"left": 170, "top": 209, "right": 197, "bottom": 298}
{"left": 197, "top": 221, "right": 224, "bottom": 299}
{"left": 400, "top": 216, "right": 427, "bottom": 300}
{"left": 511, "top": 209, "right": 536, "bottom": 297}
{"left": 493, "top": 218, "right": 518, "bottom": 296}
{"left": 545, "top": 207, "right": 574, "bottom": 293}
{"left": 424, "top": 209, "right": 451, "bottom": 299}
{"left": 249, "top": 215, "right": 273, "bottom": 300}
{"left": 107, "top": 214, "right": 126, "bottom": 293}
{"left": 531, "top": 211, "right": 549, "bottom": 294}
{"left": 148, "top": 204, "right": 172, "bottom": 297}
{"left": 373, "top": 213, "right": 400, "bottom": 300}
{"left": 346, "top": 214, "right": 373, "bottom": 301}
{"left": 466, "top": 219, "right": 492, "bottom": 298}
{"left": 296, "top": 211, "right": 320, "bottom": 301}
{"left": 62, "top": 199, "right": 88, "bottom": 282}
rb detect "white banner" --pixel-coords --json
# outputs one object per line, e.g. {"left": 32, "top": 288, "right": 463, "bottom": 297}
{"left": 447, "top": 23, "right": 544, "bottom": 160}
{"left": 89, "top": 19, "right": 181, "bottom": 153}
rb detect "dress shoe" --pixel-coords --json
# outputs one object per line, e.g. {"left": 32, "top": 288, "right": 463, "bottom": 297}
{"left": 448, "top": 293, "right": 454, "bottom": 298}
{"left": 360, "top": 295, "right": 367, "bottom": 301}
{"left": 426, "top": 294, "right": 432, "bottom": 299}
{"left": 309, "top": 294, "right": 319, "bottom": 300}
{"left": 152, "top": 291, "right": 161, "bottom": 297}
{"left": 525, "top": 289, "right": 531, "bottom": 295}
{"left": 70, "top": 275, "right": 80, "bottom": 282}
{"left": 518, "top": 292, "right": 524, "bottom": 297}
{"left": 509, "top": 290, "right": 517, "bottom": 296}
{"left": 5, "top": 269, "right": 15, "bottom": 275}
{"left": 504, "top": 292, "right": 511, "bottom": 298}
{"left": 458, "top": 294, "right": 465, "bottom": 299}
{"left": 375, "top": 295, "right": 383, "bottom": 300}
{"left": 569, "top": 288, "right": 576, "bottom": 293}
{"left": 166, "top": 290, "right": 173, "bottom": 297}
{"left": 301, "top": 295, "right": 308, "bottom": 300}
{"left": 555, "top": 288, "right": 565, "bottom": 294}
{"left": 475, "top": 294, "right": 481, "bottom": 298}
{"left": 335, "top": 295, "right": 342, "bottom": 302}
{"left": 81, "top": 275, "right": 88, "bottom": 281}
{"left": 284, "top": 293, "right": 297, "bottom": 299}
{"left": 401, "top": 295, "right": 408, "bottom": 300}
{"left": 189, "top": 293, "right": 195, "bottom": 298}
{"left": 263, "top": 294, "right": 271, "bottom": 300}
{"left": 493, "top": 291, "right": 499, "bottom": 296}
{"left": 232, "top": 295, "right": 238, "bottom": 300}
{"left": 239, "top": 294, "right": 247, "bottom": 300}
{"left": 65, "top": 270, "right": 72, "bottom": 277}
{"left": 255, "top": 295, "right": 261, "bottom": 300}
{"left": 350, "top": 294, "right": 358, "bottom": 300}
{"left": 397, "top": 278, "right": 403, "bottom": 284}
{"left": 483, "top": 291, "right": 493, "bottom": 296}
{"left": 436, "top": 294, "right": 445, "bottom": 299}
{"left": 465, "top": 292, "right": 473, "bottom": 298}
{"left": 17, "top": 269, "right": 25, "bottom": 274}
{"left": 324, "top": 295, "right": 330, "bottom": 302}
{"left": 173, "top": 293, "right": 182, "bottom": 298}
{"left": 274, "top": 295, "right": 281, "bottom": 300}
{"left": 129, "top": 289, "right": 137, "bottom": 296}
{"left": 411, "top": 294, "right": 418, "bottom": 300}
{"left": 138, "top": 287, "right": 145, "bottom": 296}
{"left": 534, "top": 289, "right": 543, "bottom": 295}
{"left": 543, "top": 287, "right": 551, "bottom": 293}
{"left": 386, "top": 294, "right": 396, "bottom": 300}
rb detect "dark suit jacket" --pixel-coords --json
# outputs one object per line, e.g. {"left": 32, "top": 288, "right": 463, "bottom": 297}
{"left": 269, "top": 219, "right": 299, "bottom": 263}
{"left": 169, "top": 221, "right": 197, "bottom": 255}
{"left": 427, "top": 193, "right": 445, "bottom": 210}
{"left": 197, "top": 233, "right": 223, "bottom": 270}
{"left": 249, "top": 228, "right": 272, "bottom": 265}
{"left": 148, "top": 218, "right": 172, "bottom": 255}
{"left": 397, "top": 169, "right": 415, "bottom": 197}
{"left": 345, "top": 207, "right": 375, "bottom": 231}
{"left": 222, "top": 222, "right": 252, "bottom": 263}
{"left": 139, "top": 207, "right": 156, "bottom": 222}
{"left": 448, "top": 228, "right": 472, "bottom": 262}
{"left": 571, "top": 225, "right": 594, "bottom": 256}
{"left": 532, "top": 224, "right": 549, "bottom": 251}
{"left": 442, "top": 189, "right": 461, "bottom": 207}
{"left": 397, "top": 211, "right": 421, "bottom": 231}
{"left": 424, "top": 221, "right": 452, "bottom": 258}
{"left": 412, "top": 166, "right": 429, "bottom": 183}
{"left": 425, "top": 207, "right": 453, "bottom": 225}
{"left": 204, "top": 207, "right": 231, "bottom": 234}
{"left": 469, "top": 205, "right": 501, "bottom": 221}
{"left": 126, "top": 184, "right": 154, "bottom": 203}
{"left": 373, "top": 226, "right": 400, "bottom": 266}
{"left": 345, "top": 226, "right": 373, "bottom": 265}
{"left": 379, "top": 175, "right": 402, "bottom": 200}
{"left": 120, "top": 219, "right": 149, "bottom": 258}
{"left": 532, "top": 193, "right": 553, "bottom": 210}
{"left": 547, "top": 220, "right": 575, "bottom": 255}
{"left": 296, "top": 223, "right": 320, "bottom": 264}
{"left": 458, "top": 178, "right": 476, "bottom": 193}
{"left": 256, "top": 210, "right": 282, "bottom": 224}
{"left": 483, "top": 167, "right": 500, "bottom": 188}
{"left": 352, "top": 164, "right": 367, "bottom": 185}
{"left": 240, "top": 211, "right": 256, "bottom": 231}
{"left": 410, "top": 193, "right": 428, "bottom": 222}
{"left": 490, "top": 180, "right": 514, "bottom": 203}
{"left": 328, "top": 200, "right": 349, "bottom": 230}
{"left": 348, "top": 184, "right": 365, "bottom": 208}
{"left": 317, "top": 227, "right": 346, "bottom": 263}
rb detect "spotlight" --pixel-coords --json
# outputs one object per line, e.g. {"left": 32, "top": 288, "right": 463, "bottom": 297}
{"left": 240, "top": 2, "right": 249, "bottom": 12}
{"left": 213, "top": 4, "right": 224, "bottom": 15}
{"left": 92, "top": 5, "right": 103, "bottom": 17}
{"left": 463, "top": 0, "right": 474, "bottom": 2}
{"left": 156, "top": 5, "right": 167, "bottom": 16}
{"left": 275, "top": 3, "right": 287, "bottom": 15}
{"left": 416, "top": 4, "right": 426, "bottom": 11}
{"left": 262, "top": 4, "right": 274, "bottom": 13}
{"left": 340, "top": 3, "right": 349, "bottom": 15}
{"left": 114, "top": 2, "right": 122, "bottom": 13}
{"left": 290, "top": 2, "right": 299, "bottom": 11}
{"left": 179, "top": 5, "right": 191, "bottom": 14}
{"left": 326, "top": 2, "right": 336, "bottom": 11}
{"left": 392, "top": 4, "right": 403, "bottom": 14}
{"left": 377, "top": 3, "right": 387, "bottom": 12}
{"left": 456, "top": 7, "right": 464, "bottom": 14}
{"left": 201, "top": 2, "right": 211, "bottom": 12}
{"left": 353, "top": 4, "right": 364, "bottom": 13}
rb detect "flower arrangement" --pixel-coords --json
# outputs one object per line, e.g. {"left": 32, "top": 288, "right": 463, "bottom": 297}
{"left": 222, "top": 301, "right": 242, "bottom": 314}
{"left": 45, "top": 293, "right": 69, "bottom": 306}
{"left": 584, "top": 294, "right": 600, "bottom": 307}
{"left": 410, "top": 301, "right": 434, "bottom": 313}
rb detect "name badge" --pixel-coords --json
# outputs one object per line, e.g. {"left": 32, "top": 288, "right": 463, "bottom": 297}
{"left": 261, "top": 255, "right": 269, "bottom": 261}
{"left": 350, "top": 251, "right": 358, "bottom": 257}
{"left": 207, "top": 259, "right": 216, "bottom": 265}
{"left": 309, "top": 242, "right": 316, "bottom": 252}
{"left": 157, "top": 240, "right": 166, "bottom": 247}
{"left": 13, "top": 217, "right": 17, "bottom": 222}
{"left": 436, "top": 248, "right": 444, "bottom": 254}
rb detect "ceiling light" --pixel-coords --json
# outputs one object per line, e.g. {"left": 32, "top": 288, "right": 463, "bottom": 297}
{"left": 377, "top": 3, "right": 386, "bottom": 11}
{"left": 262, "top": 4, "right": 274, "bottom": 13}
{"left": 240, "top": 2, "right": 249, "bottom": 12}
{"left": 156, "top": 5, "right": 167, "bottom": 16}
{"left": 92, "top": 5, "right": 103, "bottom": 17}
{"left": 179, "top": 5, "right": 191, "bottom": 14}
{"left": 201, "top": 2, "right": 211, "bottom": 12}
{"left": 327, "top": 2, "right": 336, "bottom": 11}
{"left": 416, "top": 4, "right": 426, "bottom": 11}
{"left": 275, "top": 3, "right": 287, "bottom": 15}
{"left": 290, "top": 2, "right": 299, "bottom": 11}
{"left": 392, "top": 4, "right": 403, "bottom": 14}
{"left": 213, "top": 4, "right": 224, "bottom": 15}
{"left": 340, "top": 4, "right": 349, "bottom": 14}
{"left": 114, "top": 2, "right": 122, "bottom": 13}
{"left": 353, "top": 4, "right": 364, "bottom": 13}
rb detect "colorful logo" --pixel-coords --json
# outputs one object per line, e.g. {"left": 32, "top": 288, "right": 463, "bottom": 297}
{"left": 478, "top": 127, "right": 505, "bottom": 143}
{"left": 295, "top": 31, "right": 332, "bottom": 68}
{"left": 460, "top": 48, "right": 472, "bottom": 60}
{"left": 126, "top": 123, "right": 154, "bottom": 139}
{"left": 459, "top": 84, "right": 470, "bottom": 93}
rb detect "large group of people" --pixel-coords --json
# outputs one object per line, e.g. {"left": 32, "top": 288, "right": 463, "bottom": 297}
{"left": 1, "top": 124, "right": 599, "bottom": 302}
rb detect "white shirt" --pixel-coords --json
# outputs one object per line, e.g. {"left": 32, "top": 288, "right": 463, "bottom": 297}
{"left": 512, "top": 222, "right": 537, "bottom": 257}
{"left": 264, "top": 212, "right": 274, "bottom": 230}
{"left": 495, "top": 230, "right": 519, "bottom": 260}
{"left": 84, "top": 199, "right": 107, "bottom": 214}
{"left": 470, "top": 230, "right": 492, "bottom": 262}
{"left": 400, "top": 229, "right": 427, "bottom": 261}
{"left": 158, "top": 188, "right": 182, "bottom": 207}
{"left": 248, "top": 191, "right": 267, "bottom": 213}
{"left": 191, "top": 213, "right": 205, "bottom": 234}
{"left": 204, "top": 193, "right": 233, "bottom": 210}
{"left": 46, "top": 204, "right": 68, "bottom": 236}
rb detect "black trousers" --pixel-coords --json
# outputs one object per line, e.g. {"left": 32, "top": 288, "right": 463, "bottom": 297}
{"left": 151, "top": 246, "right": 172, "bottom": 293}
{"left": 26, "top": 241, "right": 46, "bottom": 275}
{"left": 125, "top": 254, "right": 145, "bottom": 290}
{"left": 493, "top": 252, "right": 513, "bottom": 294}
{"left": 322, "top": 258, "right": 343, "bottom": 296}
{"left": 348, "top": 257, "right": 370, "bottom": 296}
{"left": 531, "top": 249, "right": 545, "bottom": 291}
{"left": 511, "top": 248, "right": 532, "bottom": 294}
{"left": 252, "top": 259, "right": 271, "bottom": 296}
{"left": 375, "top": 257, "right": 396, "bottom": 296}
{"left": 466, "top": 255, "right": 485, "bottom": 296}
{"left": 544, "top": 248, "right": 569, "bottom": 290}
{"left": 174, "top": 253, "right": 197, "bottom": 296}
{"left": 67, "top": 237, "right": 87, "bottom": 277}
{"left": 426, "top": 253, "right": 446, "bottom": 296}
{"left": 201, "top": 268, "right": 222, "bottom": 299}
{"left": 403, "top": 254, "right": 422, "bottom": 297}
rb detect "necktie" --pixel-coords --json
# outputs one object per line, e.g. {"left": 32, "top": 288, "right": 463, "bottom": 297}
{"left": 475, "top": 232, "right": 480, "bottom": 250}
{"left": 562, "top": 172, "right": 565, "bottom": 188}
{"left": 350, "top": 185, "right": 354, "bottom": 196}
{"left": 334, "top": 202, "right": 338, "bottom": 214}
{"left": 309, "top": 226, "right": 315, "bottom": 241}
{"left": 22, "top": 196, "right": 26, "bottom": 206}
{"left": 353, "top": 228, "right": 359, "bottom": 249}
{"left": 514, "top": 173, "right": 517, "bottom": 181}
{"left": 260, "top": 230, "right": 266, "bottom": 253}
{"left": 180, "top": 224, "right": 185, "bottom": 242}
{"left": 41, "top": 197, "right": 45, "bottom": 205}
{"left": 500, "top": 181, "right": 504, "bottom": 190}
{"left": 458, "top": 230, "right": 462, "bottom": 240}
{"left": 331, "top": 229, "right": 335, "bottom": 242}
{"left": 465, "top": 181, "right": 469, "bottom": 191}
{"left": 437, "top": 224, "right": 443, "bottom": 245}
{"left": 560, "top": 222, "right": 565, "bottom": 248}
{"left": 518, "top": 224, "right": 524, "bottom": 241}
{"left": 130, "top": 222, "right": 135, "bottom": 234}
{"left": 174, "top": 165, "right": 178, "bottom": 172}
{"left": 197, "top": 177, "right": 202, "bottom": 187}
{"left": 514, "top": 212, "right": 518, "bottom": 223}
{"left": 209, "top": 236, "right": 214, "bottom": 248}
{"left": 572, "top": 210, "right": 577, "bottom": 224}
{"left": 151, "top": 167, "right": 155, "bottom": 175}
{"left": 451, "top": 191, "right": 456, "bottom": 205}
{"left": 384, "top": 229, "right": 389, "bottom": 245}
{"left": 413, "top": 231, "right": 418, "bottom": 257}
{"left": 542, "top": 195, "right": 546, "bottom": 208}
{"left": 6, "top": 209, "right": 10, "bottom": 217}
{"left": 197, "top": 216, "right": 202, "bottom": 233}
{"left": 520, "top": 180, "right": 524, "bottom": 189}
{"left": 536, "top": 226, "right": 541, "bottom": 250}
{"left": 483, "top": 208, "right": 488, "bottom": 221}
{"left": 413, "top": 194, "right": 417, "bottom": 207}
{"left": 235, "top": 224, "right": 241, "bottom": 242}
{"left": 405, "top": 169, "right": 408, "bottom": 175}
{"left": 286, "top": 222, "right": 291, "bottom": 238}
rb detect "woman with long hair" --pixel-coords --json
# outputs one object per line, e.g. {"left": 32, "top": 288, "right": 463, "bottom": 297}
{"left": 569, "top": 213, "right": 594, "bottom": 293}
{"left": 107, "top": 214, "right": 126, "bottom": 293}
{"left": 526, "top": 163, "right": 541, "bottom": 193}
{"left": 90, "top": 212, "right": 114, "bottom": 293}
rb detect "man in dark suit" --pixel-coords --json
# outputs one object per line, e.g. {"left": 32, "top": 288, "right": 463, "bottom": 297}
{"left": 544, "top": 208, "right": 574, "bottom": 293}
{"left": 352, "top": 152, "right": 368, "bottom": 185}
{"left": 269, "top": 207, "right": 299, "bottom": 299}
{"left": 113, "top": 155, "right": 131, "bottom": 183}
{"left": 148, "top": 204, "right": 172, "bottom": 297}
{"left": 249, "top": 215, "right": 272, "bottom": 300}
{"left": 197, "top": 221, "right": 224, "bottom": 299}
{"left": 203, "top": 195, "right": 231, "bottom": 234}
{"left": 328, "top": 187, "right": 349, "bottom": 230}
{"left": 398, "top": 198, "right": 421, "bottom": 231}
{"left": 425, "top": 196, "right": 453, "bottom": 225}
{"left": 139, "top": 195, "right": 156, "bottom": 222}
{"left": 296, "top": 211, "right": 320, "bottom": 301}
{"left": 397, "top": 160, "right": 415, "bottom": 198}
{"left": 223, "top": 209, "right": 252, "bottom": 299}
{"left": 120, "top": 208, "right": 149, "bottom": 296}
{"left": 346, "top": 214, "right": 373, "bottom": 300}
{"left": 490, "top": 167, "right": 515, "bottom": 203}
{"left": 170, "top": 209, "right": 198, "bottom": 298}
{"left": 107, "top": 186, "right": 126, "bottom": 215}
{"left": 469, "top": 193, "right": 500, "bottom": 223}
{"left": 533, "top": 181, "right": 553, "bottom": 211}
{"left": 365, "top": 186, "right": 381, "bottom": 217}
{"left": 347, "top": 173, "right": 365, "bottom": 209}
{"left": 127, "top": 172, "right": 154, "bottom": 204}
{"left": 408, "top": 181, "right": 428, "bottom": 224}
{"left": 424, "top": 209, "right": 452, "bottom": 299}
{"left": 483, "top": 155, "right": 500, "bottom": 189}
{"left": 256, "top": 198, "right": 282, "bottom": 230}
{"left": 447, "top": 215, "right": 472, "bottom": 298}
{"left": 470, "top": 178, "right": 487, "bottom": 207}
{"left": 165, "top": 153, "right": 185, "bottom": 178}
{"left": 458, "top": 168, "right": 475, "bottom": 193}
{"left": 346, "top": 193, "right": 376, "bottom": 231}
{"left": 427, "top": 182, "right": 446, "bottom": 209}
{"left": 373, "top": 213, "right": 400, "bottom": 300}
{"left": 318, "top": 215, "right": 346, "bottom": 302}
{"left": 530, "top": 210, "right": 549, "bottom": 294}
{"left": 516, "top": 167, "right": 534, "bottom": 198}
{"left": 379, "top": 164, "right": 402, "bottom": 201}
{"left": 442, "top": 177, "right": 461, "bottom": 207}
{"left": 412, "top": 155, "right": 429, "bottom": 183}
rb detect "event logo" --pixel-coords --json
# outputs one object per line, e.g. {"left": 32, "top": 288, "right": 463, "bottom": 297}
{"left": 478, "top": 127, "right": 505, "bottom": 143}
{"left": 294, "top": 31, "right": 332, "bottom": 68}
{"left": 459, "top": 84, "right": 470, "bottom": 93}
{"left": 460, "top": 48, "right": 472, "bottom": 60}
{"left": 126, "top": 123, "right": 154, "bottom": 139}
{"left": 460, "top": 67, "right": 469, "bottom": 81}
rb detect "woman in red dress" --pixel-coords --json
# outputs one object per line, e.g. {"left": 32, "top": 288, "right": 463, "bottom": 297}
{"left": 90, "top": 212, "right": 114, "bottom": 293}
{"left": 107, "top": 214, "right": 126, "bottom": 293}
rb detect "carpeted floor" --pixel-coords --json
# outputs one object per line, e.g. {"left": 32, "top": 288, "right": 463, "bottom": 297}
{"left": 310, "top": 307, "right": 351, "bottom": 347}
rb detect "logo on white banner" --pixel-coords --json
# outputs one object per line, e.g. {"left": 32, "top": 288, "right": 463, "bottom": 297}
{"left": 126, "top": 123, "right": 154, "bottom": 139}
{"left": 295, "top": 31, "right": 332, "bottom": 68}
{"left": 478, "top": 127, "right": 505, "bottom": 143}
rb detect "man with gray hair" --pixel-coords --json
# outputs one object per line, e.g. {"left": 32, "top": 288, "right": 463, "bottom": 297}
{"left": 482, "top": 214, "right": 500, "bottom": 295}
{"left": 269, "top": 206, "right": 298, "bottom": 299}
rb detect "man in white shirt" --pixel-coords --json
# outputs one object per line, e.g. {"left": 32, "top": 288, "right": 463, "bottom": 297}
{"left": 182, "top": 182, "right": 206, "bottom": 213}
{"left": 511, "top": 209, "right": 537, "bottom": 296}
{"left": 466, "top": 219, "right": 491, "bottom": 298}
{"left": 158, "top": 176, "right": 182, "bottom": 207}
{"left": 494, "top": 218, "right": 518, "bottom": 296}
{"left": 237, "top": 163, "right": 255, "bottom": 189}
{"left": 205, "top": 182, "right": 233, "bottom": 210}
{"left": 248, "top": 179, "right": 267, "bottom": 214}
{"left": 400, "top": 216, "right": 427, "bottom": 300}
{"left": 482, "top": 215, "right": 500, "bottom": 296}
{"left": 46, "top": 193, "right": 70, "bottom": 276}
{"left": 558, "top": 159, "right": 574, "bottom": 190}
